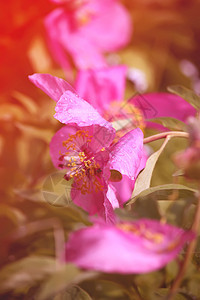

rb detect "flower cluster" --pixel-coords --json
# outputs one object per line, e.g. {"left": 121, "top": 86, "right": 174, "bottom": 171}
{"left": 30, "top": 72, "right": 195, "bottom": 274}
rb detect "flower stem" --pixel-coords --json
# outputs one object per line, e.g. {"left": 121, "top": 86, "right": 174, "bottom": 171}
{"left": 143, "top": 131, "right": 189, "bottom": 144}
{"left": 167, "top": 190, "right": 200, "bottom": 300}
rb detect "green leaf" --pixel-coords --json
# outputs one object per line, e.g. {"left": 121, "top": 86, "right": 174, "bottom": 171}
{"left": 0, "top": 256, "right": 56, "bottom": 294}
{"left": 147, "top": 117, "right": 187, "bottom": 131}
{"left": 127, "top": 184, "right": 197, "bottom": 205}
{"left": 65, "top": 285, "right": 92, "bottom": 300}
{"left": 166, "top": 200, "right": 196, "bottom": 227}
{"left": 167, "top": 85, "right": 200, "bottom": 110}
{"left": 131, "top": 137, "right": 171, "bottom": 199}
{"left": 37, "top": 265, "right": 97, "bottom": 300}
{"left": 154, "top": 288, "right": 190, "bottom": 300}
{"left": 165, "top": 260, "right": 179, "bottom": 284}
{"left": 134, "top": 272, "right": 164, "bottom": 299}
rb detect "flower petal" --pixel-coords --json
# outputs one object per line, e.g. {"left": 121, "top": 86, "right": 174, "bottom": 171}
{"left": 65, "top": 219, "right": 194, "bottom": 274}
{"left": 54, "top": 91, "right": 115, "bottom": 147}
{"left": 50, "top": 125, "right": 78, "bottom": 169}
{"left": 75, "top": 66, "right": 127, "bottom": 114}
{"left": 78, "top": 0, "right": 132, "bottom": 52}
{"left": 45, "top": 8, "right": 107, "bottom": 70}
{"left": 109, "top": 128, "right": 146, "bottom": 180}
{"left": 131, "top": 93, "right": 196, "bottom": 127}
{"left": 71, "top": 182, "right": 115, "bottom": 223}
{"left": 45, "top": 0, "right": 132, "bottom": 70}
{"left": 108, "top": 175, "right": 135, "bottom": 207}
{"left": 28, "top": 73, "right": 75, "bottom": 102}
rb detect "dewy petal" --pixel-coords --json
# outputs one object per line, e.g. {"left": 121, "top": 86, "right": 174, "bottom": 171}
{"left": 109, "top": 128, "right": 146, "bottom": 180}
{"left": 131, "top": 93, "right": 196, "bottom": 126}
{"left": 75, "top": 66, "right": 127, "bottom": 114}
{"left": 65, "top": 219, "right": 194, "bottom": 274}
{"left": 54, "top": 91, "right": 115, "bottom": 147}
{"left": 28, "top": 73, "right": 75, "bottom": 102}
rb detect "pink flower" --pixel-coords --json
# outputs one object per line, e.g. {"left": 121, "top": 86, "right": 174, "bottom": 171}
{"left": 75, "top": 66, "right": 146, "bottom": 133}
{"left": 131, "top": 93, "right": 196, "bottom": 130}
{"left": 75, "top": 65, "right": 127, "bottom": 115}
{"left": 29, "top": 73, "right": 146, "bottom": 219}
{"left": 50, "top": 91, "right": 146, "bottom": 222}
{"left": 65, "top": 219, "right": 194, "bottom": 274}
{"left": 75, "top": 68, "right": 196, "bottom": 130}
{"left": 44, "top": 0, "right": 132, "bottom": 72}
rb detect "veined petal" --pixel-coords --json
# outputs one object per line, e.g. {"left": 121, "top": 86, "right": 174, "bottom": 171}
{"left": 28, "top": 73, "right": 75, "bottom": 102}
{"left": 109, "top": 128, "right": 146, "bottom": 180}
{"left": 54, "top": 91, "right": 115, "bottom": 147}
{"left": 65, "top": 219, "right": 194, "bottom": 274}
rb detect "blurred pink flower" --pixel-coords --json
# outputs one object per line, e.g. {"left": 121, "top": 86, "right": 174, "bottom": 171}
{"left": 65, "top": 219, "right": 194, "bottom": 274}
{"left": 50, "top": 91, "right": 146, "bottom": 222}
{"left": 131, "top": 93, "right": 196, "bottom": 130}
{"left": 45, "top": 0, "right": 132, "bottom": 72}
{"left": 75, "top": 65, "right": 127, "bottom": 115}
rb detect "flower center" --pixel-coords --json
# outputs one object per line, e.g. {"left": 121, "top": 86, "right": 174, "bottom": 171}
{"left": 118, "top": 223, "right": 163, "bottom": 244}
{"left": 104, "top": 101, "right": 145, "bottom": 139}
{"left": 58, "top": 130, "right": 104, "bottom": 195}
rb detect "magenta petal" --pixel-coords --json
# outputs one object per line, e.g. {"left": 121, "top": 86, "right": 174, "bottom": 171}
{"left": 75, "top": 66, "right": 127, "bottom": 114}
{"left": 45, "top": 8, "right": 107, "bottom": 70}
{"left": 71, "top": 185, "right": 105, "bottom": 216}
{"left": 109, "top": 175, "right": 135, "bottom": 207}
{"left": 71, "top": 183, "right": 115, "bottom": 224}
{"left": 78, "top": 0, "right": 132, "bottom": 52}
{"left": 54, "top": 91, "right": 115, "bottom": 147}
{"left": 131, "top": 93, "right": 196, "bottom": 123}
{"left": 65, "top": 219, "right": 194, "bottom": 274}
{"left": 109, "top": 128, "right": 146, "bottom": 180}
{"left": 49, "top": 125, "right": 78, "bottom": 168}
{"left": 45, "top": 0, "right": 131, "bottom": 70}
{"left": 28, "top": 73, "right": 75, "bottom": 102}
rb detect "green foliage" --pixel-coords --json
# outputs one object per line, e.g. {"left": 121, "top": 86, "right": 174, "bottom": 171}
{"left": 131, "top": 137, "right": 170, "bottom": 198}
{"left": 167, "top": 85, "right": 200, "bottom": 110}
{"left": 148, "top": 117, "right": 187, "bottom": 131}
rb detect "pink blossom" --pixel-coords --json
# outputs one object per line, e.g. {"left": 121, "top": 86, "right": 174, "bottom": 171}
{"left": 44, "top": 0, "right": 132, "bottom": 72}
{"left": 131, "top": 93, "right": 196, "bottom": 130}
{"left": 65, "top": 219, "right": 194, "bottom": 274}
{"left": 75, "top": 65, "right": 127, "bottom": 115}
{"left": 29, "top": 73, "right": 196, "bottom": 132}
{"left": 29, "top": 72, "right": 147, "bottom": 215}
{"left": 75, "top": 68, "right": 196, "bottom": 131}
{"left": 50, "top": 91, "right": 146, "bottom": 222}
